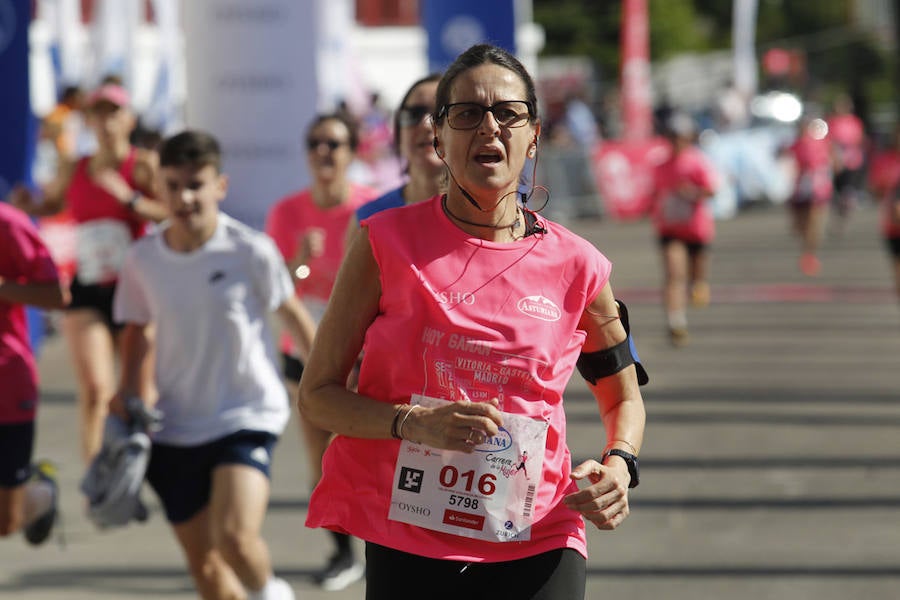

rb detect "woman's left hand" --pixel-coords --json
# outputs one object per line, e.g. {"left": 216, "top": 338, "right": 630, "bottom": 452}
{"left": 563, "top": 458, "right": 631, "bottom": 530}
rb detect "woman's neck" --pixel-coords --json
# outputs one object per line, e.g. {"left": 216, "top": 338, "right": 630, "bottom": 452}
{"left": 403, "top": 170, "right": 442, "bottom": 206}
{"left": 312, "top": 179, "right": 349, "bottom": 208}
{"left": 96, "top": 139, "right": 131, "bottom": 163}
{"left": 442, "top": 191, "right": 524, "bottom": 242}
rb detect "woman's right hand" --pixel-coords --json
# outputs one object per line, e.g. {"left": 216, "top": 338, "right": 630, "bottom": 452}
{"left": 403, "top": 399, "right": 503, "bottom": 453}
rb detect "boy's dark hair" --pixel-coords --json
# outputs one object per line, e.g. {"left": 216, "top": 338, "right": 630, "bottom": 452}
{"left": 159, "top": 130, "right": 222, "bottom": 171}
{"left": 305, "top": 112, "right": 360, "bottom": 151}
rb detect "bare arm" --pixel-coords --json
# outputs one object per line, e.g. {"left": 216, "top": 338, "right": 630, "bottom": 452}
{"left": 274, "top": 295, "right": 317, "bottom": 363}
{"left": 92, "top": 150, "right": 168, "bottom": 223}
{"left": 342, "top": 213, "right": 360, "bottom": 256}
{"left": 564, "top": 283, "right": 646, "bottom": 530}
{"left": 0, "top": 277, "right": 68, "bottom": 310}
{"left": 110, "top": 323, "right": 156, "bottom": 418}
{"left": 298, "top": 228, "right": 502, "bottom": 450}
{"left": 10, "top": 160, "right": 77, "bottom": 217}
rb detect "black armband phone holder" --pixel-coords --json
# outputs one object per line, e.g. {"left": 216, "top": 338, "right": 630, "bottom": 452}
{"left": 576, "top": 299, "right": 649, "bottom": 386}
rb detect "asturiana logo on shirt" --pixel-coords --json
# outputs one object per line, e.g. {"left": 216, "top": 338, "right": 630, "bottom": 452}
{"left": 517, "top": 295, "right": 561, "bottom": 322}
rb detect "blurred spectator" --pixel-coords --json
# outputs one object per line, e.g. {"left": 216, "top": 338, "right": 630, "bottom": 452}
{"left": 713, "top": 81, "right": 750, "bottom": 131}
{"left": 41, "top": 86, "right": 85, "bottom": 160}
{"left": 563, "top": 91, "right": 600, "bottom": 150}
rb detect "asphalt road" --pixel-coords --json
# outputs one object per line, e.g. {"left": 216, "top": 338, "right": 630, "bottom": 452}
{"left": 2, "top": 201, "right": 898, "bottom": 600}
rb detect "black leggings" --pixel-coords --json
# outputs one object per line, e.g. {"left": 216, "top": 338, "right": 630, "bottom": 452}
{"left": 365, "top": 543, "right": 586, "bottom": 600}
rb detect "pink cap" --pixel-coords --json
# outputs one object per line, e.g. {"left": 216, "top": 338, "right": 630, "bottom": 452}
{"left": 87, "top": 84, "right": 131, "bottom": 108}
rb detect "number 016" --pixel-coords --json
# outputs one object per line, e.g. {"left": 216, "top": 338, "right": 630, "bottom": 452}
{"left": 439, "top": 465, "right": 496, "bottom": 495}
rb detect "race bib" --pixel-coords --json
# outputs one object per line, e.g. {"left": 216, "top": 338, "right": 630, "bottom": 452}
{"left": 661, "top": 193, "right": 694, "bottom": 224}
{"left": 76, "top": 219, "right": 132, "bottom": 285}
{"left": 389, "top": 395, "right": 548, "bottom": 543}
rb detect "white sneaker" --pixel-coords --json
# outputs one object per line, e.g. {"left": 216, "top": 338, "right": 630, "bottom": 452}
{"left": 314, "top": 550, "right": 365, "bottom": 591}
{"left": 247, "top": 576, "right": 295, "bottom": 600}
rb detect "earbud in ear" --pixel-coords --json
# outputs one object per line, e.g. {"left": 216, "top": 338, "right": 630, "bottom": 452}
{"left": 433, "top": 137, "right": 439, "bottom": 149}
{"left": 433, "top": 137, "right": 444, "bottom": 158}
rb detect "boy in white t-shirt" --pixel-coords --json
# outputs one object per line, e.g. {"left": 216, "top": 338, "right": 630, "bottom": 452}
{"left": 111, "top": 130, "right": 315, "bottom": 600}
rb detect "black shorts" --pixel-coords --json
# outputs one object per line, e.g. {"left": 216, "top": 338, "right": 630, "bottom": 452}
{"left": 659, "top": 235, "right": 707, "bottom": 257}
{"left": 0, "top": 422, "right": 35, "bottom": 488}
{"left": 886, "top": 236, "right": 900, "bottom": 258}
{"left": 833, "top": 168, "right": 864, "bottom": 193}
{"left": 67, "top": 276, "right": 122, "bottom": 330}
{"left": 281, "top": 352, "right": 304, "bottom": 383}
{"left": 146, "top": 429, "right": 277, "bottom": 524}
{"left": 364, "top": 543, "right": 586, "bottom": 600}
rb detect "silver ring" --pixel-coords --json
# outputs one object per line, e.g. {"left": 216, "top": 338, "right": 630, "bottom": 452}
{"left": 467, "top": 429, "right": 482, "bottom": 445}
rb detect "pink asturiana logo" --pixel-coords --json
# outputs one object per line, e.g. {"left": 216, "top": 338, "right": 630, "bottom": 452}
{"left": 517, "top": 295, "right": 561, "bottom": 322}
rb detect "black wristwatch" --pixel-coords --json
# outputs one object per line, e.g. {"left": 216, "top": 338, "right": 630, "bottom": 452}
{"left": 602, "top": 448, "right": 640, "bottom": 488}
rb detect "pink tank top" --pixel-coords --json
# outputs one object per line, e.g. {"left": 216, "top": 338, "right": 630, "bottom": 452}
{"left": 306, "top": 195, "right": 612, "bottom": 562}
{"left": 66, "top": 148, "right": 149, "bottom": 284}
{"left": 67, "top": 148, "right": 145, "bottom": 239}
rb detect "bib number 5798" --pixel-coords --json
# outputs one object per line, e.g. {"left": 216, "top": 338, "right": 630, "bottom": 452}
{"left": 439, "top": 465, "right": 497, "bottom": 496}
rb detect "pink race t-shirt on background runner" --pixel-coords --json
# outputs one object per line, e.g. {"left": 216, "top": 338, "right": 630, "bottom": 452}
{"left": 827, "top": 113, "right": 865, "bottom": 171}
{"left": 265, "top": 185, "right": 377, "bottom": 355}
{"left": 868, "top": 149, "right": 900, "bottom": 238}
{"left": 652, "top": 145, "right": 718, "bottom": 243}
{"left": 789, "top": 134, "right": 834, "bottom": 206}
{"left": 0, "top": 203, "right": 61, "bottom": 424}
{"left": 306, "top": 195, "right": 612, "bottom": 563}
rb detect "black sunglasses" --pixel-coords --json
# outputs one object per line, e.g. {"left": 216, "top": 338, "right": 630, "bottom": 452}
{"left": 307, "top": 138, "right": 348, "bottom": 151}
{"left": 397, "top": 104, "right": 433, "bottom": 128}
{"left": 438, "top": 101, "right": 534, "bottom": 130}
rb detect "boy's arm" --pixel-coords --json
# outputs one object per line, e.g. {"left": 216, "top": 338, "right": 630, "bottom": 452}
{"left": 274, "top": 296, "right": 317, "bottom": 363}
{"left": 111, "top": 322, "right": 156, "bottom": 418}
{"left": 0, "top": 277, "right": 68, "bottom": 310}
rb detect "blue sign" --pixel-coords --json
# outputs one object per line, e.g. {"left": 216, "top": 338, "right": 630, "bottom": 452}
{"left": 422, "top": 0, "right": 516, "bottom": 73}
{"left": 1, "top": 0, "right": 44, "bottom": 353}
{"left": 0, "top": 0, "right": 34, "bottom": 197}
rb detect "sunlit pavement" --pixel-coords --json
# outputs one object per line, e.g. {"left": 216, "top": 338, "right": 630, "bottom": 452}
{"left": 3, "top": 201, "right": 898, "bottom": 599}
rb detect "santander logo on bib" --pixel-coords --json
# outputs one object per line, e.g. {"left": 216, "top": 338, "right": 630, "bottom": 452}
{"left": 517, "top": 295, "right": 561, "bottom": 322}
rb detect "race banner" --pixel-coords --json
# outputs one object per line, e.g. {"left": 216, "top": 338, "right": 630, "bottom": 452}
{"left": 421, "top": 0, "right": 516, "bottom": 72}
{"left": 620, "top": 0, "right": 652, "bottom": 141}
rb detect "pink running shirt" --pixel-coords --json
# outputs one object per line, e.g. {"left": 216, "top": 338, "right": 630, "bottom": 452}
{"left": 265, "top": 184, "right": 377, "bottom": 355}
{"left": 789, "top": 134, "right": 833, "bottom": 206}
{"left": 306, "top": 195, "right": 612, "bottom": 563}
{"left": 868, "top": 149, "right": 900, "bottom": 238}
{"left": 652, "top": 145, "right": 718, "bottom": 243}
{"left": 0, "top": 203, "right": 61, "bottom": 424}
{"left": 827, "top": 113, "right": 865, "bottom": 171}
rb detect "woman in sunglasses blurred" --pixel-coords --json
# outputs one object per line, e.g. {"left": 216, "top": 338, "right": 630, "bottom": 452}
{"left": 351, "top": 73, "right": 444, "bottom": 227}
{"left": 264, "top": 112, "right": 377, "bottom": 591}
{"left": 300, "top": 44, "right": 646, "bottom": 599}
